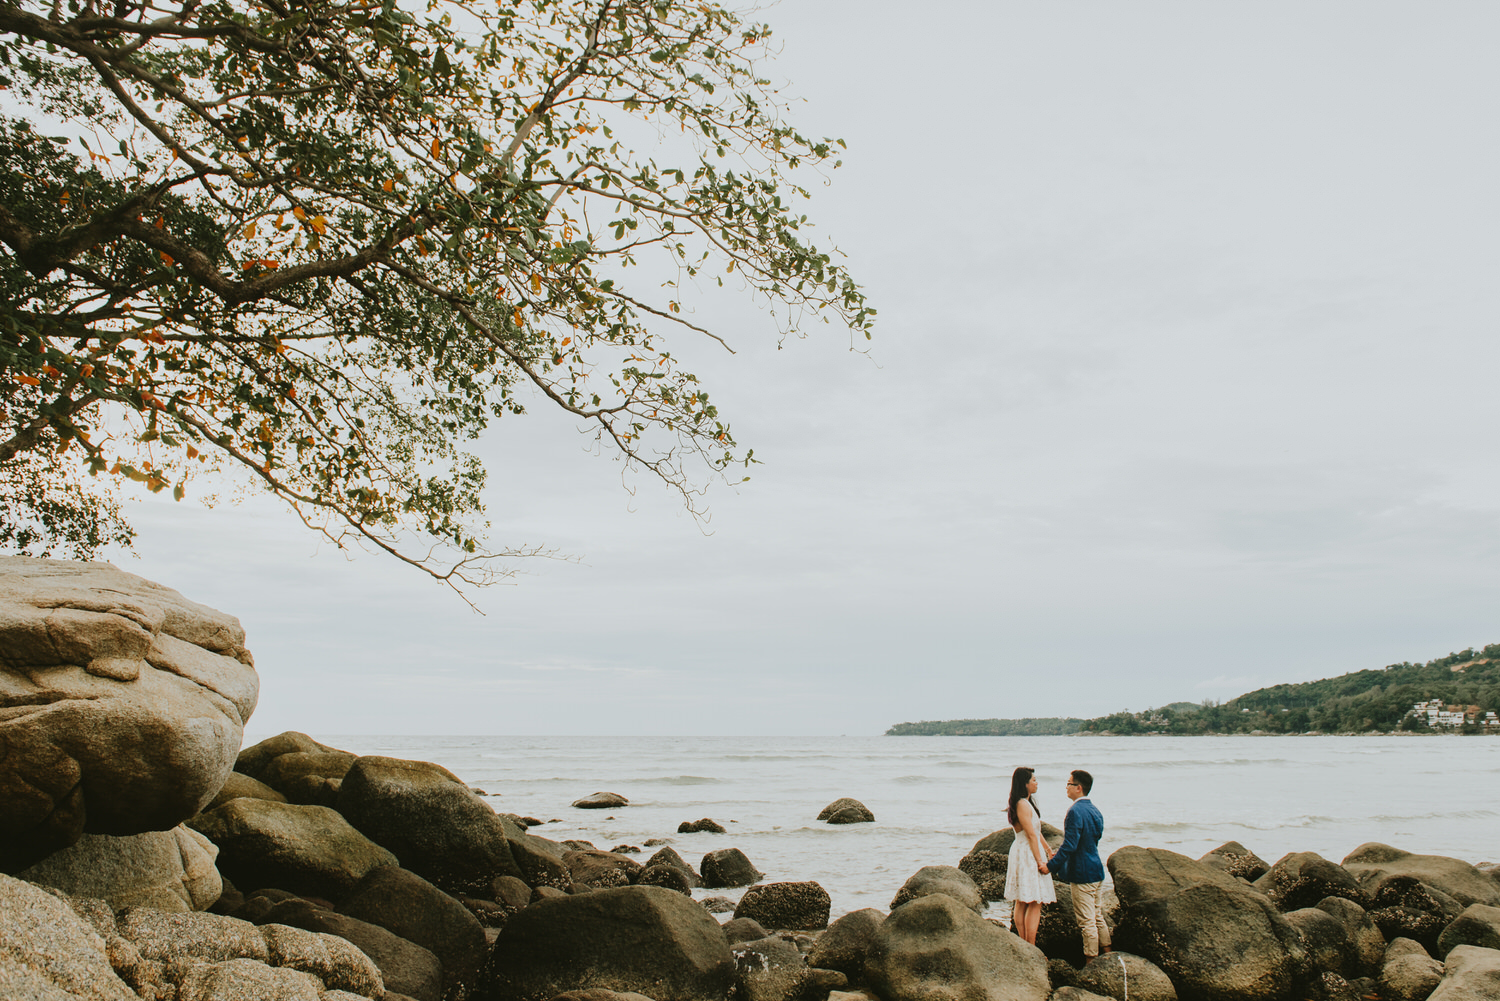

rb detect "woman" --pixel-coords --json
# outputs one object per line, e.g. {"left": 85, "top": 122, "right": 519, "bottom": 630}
{"left": 1003, "top": 765, "right": 1055, "bottom": 945}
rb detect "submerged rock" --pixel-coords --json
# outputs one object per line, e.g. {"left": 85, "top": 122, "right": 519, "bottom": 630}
{"left": 817, "top": 798, "right": 874, "bottom": 824}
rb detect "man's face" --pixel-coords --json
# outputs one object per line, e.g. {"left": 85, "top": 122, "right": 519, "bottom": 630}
{"left": 1065, "top": 776, "right": 1084, "bottom": 801}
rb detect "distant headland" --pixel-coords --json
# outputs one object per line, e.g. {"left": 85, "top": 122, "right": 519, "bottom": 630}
{"left": 886, "top": 644, "right": 1500, "bottom": 736}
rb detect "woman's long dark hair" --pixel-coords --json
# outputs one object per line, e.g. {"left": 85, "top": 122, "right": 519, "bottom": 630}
{"left": 1007, "top": 766, "right": 1040, "bottom": 828}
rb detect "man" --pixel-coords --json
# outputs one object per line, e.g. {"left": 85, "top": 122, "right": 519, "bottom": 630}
{"left": 1045, "top": 769, "right": 1112, "bottom": 960}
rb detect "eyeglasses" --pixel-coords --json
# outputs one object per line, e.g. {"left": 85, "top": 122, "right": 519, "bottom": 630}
{"left": 1065, "top": 781, "right": 1079, "bottom": 787}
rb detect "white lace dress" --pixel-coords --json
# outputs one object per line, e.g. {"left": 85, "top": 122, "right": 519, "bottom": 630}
{"left": 1003, "top": 799, "right": 1057, "bottom": 904}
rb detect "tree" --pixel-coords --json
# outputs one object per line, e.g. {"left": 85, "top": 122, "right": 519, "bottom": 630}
{"left": 0, "top": 0, "right": 871, "bottom": 587}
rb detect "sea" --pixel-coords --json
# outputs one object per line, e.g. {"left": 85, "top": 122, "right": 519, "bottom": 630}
{"left": 312, "top": 734, "right": 1500, "bottom": 921}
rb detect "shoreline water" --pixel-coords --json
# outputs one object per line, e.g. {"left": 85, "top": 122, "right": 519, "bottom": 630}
{"left": 297, "top": 733, "right": 1500, "bottom": 919}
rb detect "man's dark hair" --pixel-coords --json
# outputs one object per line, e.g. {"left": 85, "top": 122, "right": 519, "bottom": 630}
{"left": 1071, "top": 769, "right": 1094, "bottom": 795}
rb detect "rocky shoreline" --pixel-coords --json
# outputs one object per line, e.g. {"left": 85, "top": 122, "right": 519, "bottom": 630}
{"left": 4, "top": 558, "right": 1500, "bottom": 1001}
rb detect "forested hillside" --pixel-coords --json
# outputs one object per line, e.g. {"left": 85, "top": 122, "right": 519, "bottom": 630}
{"left": 887, "top": 644, "right": 1500, "bottom": 736}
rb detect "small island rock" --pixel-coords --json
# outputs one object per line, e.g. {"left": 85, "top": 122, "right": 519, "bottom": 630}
{"left": 572, "top": 792, "right": 629, "bottom": 809}
{"left": 817, "top": 798, "right": 874, "bottom": 824}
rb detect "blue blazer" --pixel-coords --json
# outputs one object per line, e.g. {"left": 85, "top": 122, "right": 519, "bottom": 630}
{"left": 1047, "top": 798, "right": 1106, "bottom": 884}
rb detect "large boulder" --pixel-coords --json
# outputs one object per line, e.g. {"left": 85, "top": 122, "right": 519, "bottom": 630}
{"left": 701, "top": 848, "right": 764, "bottom": 889}
{"left": 261, "top": 751, "right": 356, "bottom": 806}
{"left": 957, "top": 849, "right": 1008, "bottom": 901}
{"left": 1379, "top": 938, "right": 1443, "bottom": 1001}
{"left": 645, "top": 846, "right": 701, "bottom": 887}
{"left": 817, "top": 798, "right": 874, "bottom": 824}
{"left": 1108, "top": 845, "right": 1311, "bottom": 1001}
{"left": 0, "top": 870, "right": 139, "bottom": 1000}
{"left": 338, "top": 864, "right": 487, "bottom": 993}
{"left": 263, "top": 898, "right": 442, "bottom": 1001}
{"left": 336, "top": 755, "right": 523, "bottom": 895}
{"left": 1285, "top": 907, "right": 1357, "bottom": 978}
{"left": 1035, "top": 882, "right": 1089, "bottom": 966}
{"left": 189, "top": 798, "right": 396, "bottom": 899}
{"left": 866, "top": 892, "right": 1050, "bottom": 1001}
{"left": 889, "top": 865, "right": 982, "bottom": 913}
{"left": 1254, "top": 852, "right": 1366, "bottom": 912}
{"left": 476, "top": 885, "right": 736, "bottom": 1001}
{"left": 1437, "top": 904, "right": 1500, "bottom": 958}
{"left": 565, "top": 849, "right": 643, "bottom": 889}
{"left": 1314, "top": 897, "right": 1386, "bottom": 978}
{"left": 1343, "top": 844, "right": 1500, "bottom": 909}
{"left": 0, "top": 557, "right": 258, "bottom": 871}
{"left": 205, "top": 771, "right": 286, "bottom": 812}
{"left": 807, "top": 908, "right": 884, "bottom": 985}
{"left": 19, "top": 825, "right": 221, "bottom": 912}
{"left": 1200, "top": 842, "right": 1271, "bottom": 882}
{"left": 1369, "top": 875, "right": 1465, "bottom": 952}
{"left": 734, "top": 881, "right": 832, "bottom": 931}
{"left": 1072, "top": 951, "right": 1177, "bottom": 1001}
{"left": 507, "top": 835, "right": 572, "bottom": 890}
{"left": 236, "top": 731, "right": 344, "bottom": 781}
{"left": 733, "top": 934, "right": 844, "bottom": 1001}
{"left": 1428, "top": 944, "right": 1500, "bottom": 1000}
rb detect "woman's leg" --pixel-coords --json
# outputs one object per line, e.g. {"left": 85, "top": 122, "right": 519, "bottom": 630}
{"left": 1016, "top": 901, "right": 1040, "bottom": 944}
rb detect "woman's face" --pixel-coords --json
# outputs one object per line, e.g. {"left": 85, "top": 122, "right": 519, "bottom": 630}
{"left": 1026, "top": 775, "right": 1038, "bottom": 794}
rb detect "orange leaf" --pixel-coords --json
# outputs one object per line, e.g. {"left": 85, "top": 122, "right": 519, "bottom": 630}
{"left": 160, "top": 251, "right": 174, "bottom": 265}
{"left": 561, "top": 337, "right": 571, "bottom": 347}
{"left": 243, "top": 222, "right": 257, "bottom": 238}
{"left": 16, "top": 374, "right": 40, "bottom": 386}
{"left": 309, "top": 215, "right": 327, "bottom": 235}
{"left": 530, "top": 273, "right": 541, "bottom": 292}
{"left": 292, "top": 205, "right": 307, "bottom": 221}
{"left": 154, "top": 216, "right": 165, "bottom": 229}
{"left": 186, "top": 445, "right": 199, "bottom": 459}
{"left": 383, "top": 179, "right": 394, "bottom": 192}
{"left": 431, "top": 137, "right": 442, "bottom": 158}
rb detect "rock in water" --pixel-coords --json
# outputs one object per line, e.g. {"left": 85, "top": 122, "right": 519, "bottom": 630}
{"left": 336, "top": 755, "right": 524, "bottom": 895}
{"left": 817, "top": 798, "right": 874, "bottom": 824}
{"left": 866, "top": 892, "right": 1050, "bottom": 1001}
{"left": 476, "top": 885, "right": 735, "bottom": 1001}
{"left": 678, "top": 818, "right": 727, "bottom": 834}
{"left": 701, "top": 848, "right": 764, "bottom": 889}
{"left": 572, "top": 791, "right": 629, "bottom": 809}
{"left": 1199, "top": 842, "right": 1271, "bottom": 882}
{"left": 0, "top": 557, "right": 258, "bottom": 870}
{"left": 1108, "top": 845, "right": 1311, "bottom": 1001}
{"left": 734, "top": 881, "right": 832, "bottom": 931}
{"left": 19, "top": 825, "right": 221, "bottom": 912}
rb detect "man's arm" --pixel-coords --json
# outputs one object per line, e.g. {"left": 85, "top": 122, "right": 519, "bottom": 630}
{"left": 1047, "top": 806, "right": 1082, "bottom": 869}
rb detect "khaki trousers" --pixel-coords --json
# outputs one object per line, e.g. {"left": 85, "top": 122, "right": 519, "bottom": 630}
{"left": 1070, "top": 881, "right": 1111, "bottom": 958}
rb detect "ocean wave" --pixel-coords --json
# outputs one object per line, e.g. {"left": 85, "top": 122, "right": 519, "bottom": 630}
{"left": 1117, "top": 758, "right": 1293, "bottom": 769}
{"left": 634, "top": 775, "right": 725, "bottom": 786}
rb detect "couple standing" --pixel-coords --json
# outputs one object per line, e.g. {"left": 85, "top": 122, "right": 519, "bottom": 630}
{"left": 1004, "top": 765, "right": 1111, "bottom": 960}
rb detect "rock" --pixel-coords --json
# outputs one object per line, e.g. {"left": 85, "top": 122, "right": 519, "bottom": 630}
{"left": 0, "top": 557, "right": 258, "bottom": 870}
{"left": 867, "top": 892, "right": 1049, "bottom": 1001}
{"left": 1388, "top": 937, "right": 1434, "bottom": 960}
{"left": 1344, "top": 844, "right": 1500, "bottom": 909}
{"left": 1034, "top": 882, "right": 1089, "bottom": 966}
{"left": 260, "top": 922, "right": 384, "bottom": 997}
{"left": 532, "top": 886, "right": 568, "bottom": 903}
{"left": 1379, "top": 942, "right": 1444, "bottom": 1001}
{"left": 807, "top": 908, "right": 884, "bottom": 986}
{"left": 338, "top": 865, "right": 487, "bottom": 993}
{"left": 1108, "top": 845, "right": 1311, "bottom": 1001}
{"left": 1286, "top": 906, "right": 1356, "bottom": 977}
{"left": 637, "top": 865, "right": 694, "bottom": 895}
{"left": 262, "top": 898, "right": 443, "bottom": 1001}
{"left": 702, "top": 896, "right": 737, "bottom": 913}
{"left": 1072, "top": 951, "right": 1177, "bottom": 1001}
{"left": 1315, "top": 896, "right": 1387, "bottom": 977}
{"left": 1437, "top": 904, "right": 1500, "bottom": 958}
{"left": 493, "top": 875, "right": 533, "bottom": 913}
{"left": 1199, "top": 842, "right": 1271, "bottom": 882}
{"left": 549, "top": 993, "right": 658, "bottom": 1001}
{"left": 733, "top": 934, "right": 818, "bottom": 1001}
{"left": 1052, "top": 990, "right": 1112, "bottom": 1001}
{"left": 1370, "top": 875, "right": 1465, "bottom": 952}
{"left": 508, "top": 835, "right": 573, "bottom": 891}
{"left": 206, "top": 771, "right": 287, "bottom": 812}
{"left": 735, "top": 881, "right": 831, "bottom": 931}
{"left": 565, "top": 849, "right": 643, "bottom": 889}
{"left": 678, "top": 818, "right": 727, "bottom": 834}
{"left": 235, "top": 732, "right": 343, "bottom": 780}
{"left": 188, "top": 798, "right": 397, "bottom": 899}
{"left": 172, "top": 957, "right": 324, "bottom": 1000}
{"left": 476, "top": 885, "right": 735, "bottom": 1001}
{"left": 114, "top": 906, "right": 269, "bottom": 963}
{"left": 889, "top": 865, "right": 982, "bottom": 913}
{"left": 646, "top": 846, "right": 701, "bottom": 886}
{"left": 612, "top": 845, "right": 642, "bottom": 854}
{"left": 1254, "top": 852, "right": 1366, "bottom": 911}
{"left": 1428, "top": 944, "right": 1500, "bottom": 1000}
{"left": 724, "top": 917, "right": 771, "bottom": 944}
{"left": 461, "top": 895, "right": 511, "bottom": 928}
{"left": 20, "top": 825, "right": 222, "bottom": 912}
{"left": 958, "top": 849, "right": 1008, "bottom": 901}
{"left": 572, "top": 792, "right": 628, "bottom": 809}
{"left": 0, "top": 871, "right": 138, "bottom": 999}
{"left": 972, "top": 824, "right": 1065, "bottom": 857}
{"left": 701, "top": 848, "right": 764, "bottom": 889}
{"left": 816, "top": 799, "right": 874, "bottom": 824}
{"left": 336, "top": 755, "right": 523, "bottom": 895}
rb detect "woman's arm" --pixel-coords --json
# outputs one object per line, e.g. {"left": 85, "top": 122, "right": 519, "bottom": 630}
{"left": 1019, "top": 801, "right": 1047, "bottom": 867}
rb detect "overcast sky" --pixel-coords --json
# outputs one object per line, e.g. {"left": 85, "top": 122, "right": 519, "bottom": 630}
{"left": 108, "top": 1, "right": 1500, "bottom": 736}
